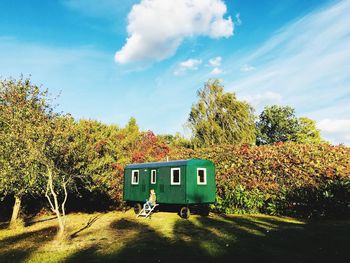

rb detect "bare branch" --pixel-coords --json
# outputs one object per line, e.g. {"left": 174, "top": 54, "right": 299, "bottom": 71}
{"left": 45, "top": 172, "right": 56, "bottom": 213}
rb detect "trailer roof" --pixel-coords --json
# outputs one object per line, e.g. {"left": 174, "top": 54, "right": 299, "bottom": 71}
{"left": 125, "top": 159, "right": 200, "bottom": 169}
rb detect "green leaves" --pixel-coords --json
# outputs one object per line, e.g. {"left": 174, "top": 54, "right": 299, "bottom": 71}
{"left": 171, "top": 142, "right": 350, "bottom": 218}
{"left": 1, "top": 77, "right": 347, "bottom": 219}
{"left": 188, "top": 79, "right": 256, "bottom": 147}
{"left": 0, "top": 78, "right": 52, "bottom": 198}
{"left": 256, "top": 105, "right": 324, "bottom": 145}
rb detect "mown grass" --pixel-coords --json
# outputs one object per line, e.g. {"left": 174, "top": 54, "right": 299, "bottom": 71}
{"left": 0, "top": 210, "right": 349, "bottom": 263}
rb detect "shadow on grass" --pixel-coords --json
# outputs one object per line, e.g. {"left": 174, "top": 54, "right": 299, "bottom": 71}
{"left": 70, "top": 215, "right": 101, "bottom": 239}
{"left": 0, "top": 215, "right": 57, "bottom": 229}
{"left": 24, "top": 216, "right": 57, "bottom": 227}
{"left": 0, "top": 226, "right": 56, "bottom": 263}
{"left": 63, "top": 214, "right": 350, "bottom": 263}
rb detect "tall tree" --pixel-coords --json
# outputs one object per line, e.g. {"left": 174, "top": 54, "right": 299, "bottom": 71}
{"left": 256, "top": 105, "right": 323, "bottom": 145}
{"left": 256, "top": 105, "right": 299, "bottom": 145}
{"left": 188, "top": 79, "right": 256, "bottom": 146}
{"left": 0, "top": 78, "right": 53, "bottom": 225}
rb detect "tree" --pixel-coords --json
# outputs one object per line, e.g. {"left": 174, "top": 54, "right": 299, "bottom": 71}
{"left": 0, "top": 78, "right": 84, "bottom": 236}
{"left": 158, "top": 133, "right": 194, "bottom": 149}
{"left": 256, "top": 105, "right": 299, "bottom": 145}
{"left": 73, "top": 117, "right": 170, "bottom": 207}
{"left": 256, "top": 105, "right": 324, "bottom": 145}
{"left": 295, "top": 117, "right": 324, "bottom": 144}
{"left": 131, "top": 130, "right": 170, "bottom": 163}
{"left": 75, "top": 119, "right": 125, "bottom": 207}
{"left": 188, "top": 79, "right": 256, "bottom": 146}
{"left": 0, "top": 78, "right": 52, "bottom": 226}
{"left": 40, "top": 116, "right": 83, "bottom": 237}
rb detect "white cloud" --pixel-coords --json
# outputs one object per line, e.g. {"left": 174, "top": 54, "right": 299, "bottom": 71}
{"left": 174, "top": 58, "right": 202, "bottom": 75}
{"left": 318, "top": 119, "right": 350, "bottom": 145}
{"left": 209, "top": 56, "right": 222, "bottom": 67}
{"left": 241, "top": 91, "right": 282, "bottom": 108}
{"left": 179, "top": 59, "right": 202, "bottom": 70}
{"left": 115, "top": 0, "right": 233, "bottom": 64}
{"left": 210, "top": 67, "right": 223, "bottom": 75}
{"left": 240, "top": 64, "right": 255, "bottom": 72}
{"left": 208, "top": 56, "right": 223, "bottom": 74}
{"left": 226, "top": 1, "right": 350, "bottom": 145}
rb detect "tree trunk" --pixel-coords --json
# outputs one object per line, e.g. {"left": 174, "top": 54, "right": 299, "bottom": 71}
{"left": 55, "top": 206, "right": 65, "bottom": 237}
{"left": 10, "top": 195, "right": 21, "bottom": 226}
{"left": 45, "top": 166, "right": 67, "bottom": 239}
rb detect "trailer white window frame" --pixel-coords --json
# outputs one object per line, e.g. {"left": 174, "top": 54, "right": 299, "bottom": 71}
{"left": 171, "top": 168, "right": 181, "bottom": 185}
{"left": 131, "top": 170, "right": 139, "bottom": 185}
{"left": 197, "top": 168, "right": 207, "bottom": 185}
{"left": 151, "top": 169, "right": 157, "bottom": 184}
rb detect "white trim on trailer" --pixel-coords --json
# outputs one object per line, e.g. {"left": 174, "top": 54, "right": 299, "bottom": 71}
{"left": 131, "top": 170, "right": 139, "bottom": 185}
{"left": 151, "top": 169, "right": 157, "bottom": 184}
{"left": 197, "top": 168, "right": 207, "bottom": 185}
{"left": 171, "top": 167, "right": 181, "bottom": 185}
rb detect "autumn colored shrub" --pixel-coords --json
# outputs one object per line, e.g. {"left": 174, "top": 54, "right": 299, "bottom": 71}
{"left": 169, "top": 143, "right": 350, "bottom": 218}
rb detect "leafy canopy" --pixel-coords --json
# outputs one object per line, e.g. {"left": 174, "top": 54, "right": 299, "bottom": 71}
{"left": 256, "top": 105, "right": 324, "bottom": 145}
{"left": 188, "top": 79, "right": 256, "bottom": 146}
{"left": 0, "top": 78, "right": 54, "bottom": 198}
{"left": 295, "top": 117, "right": 324, "bottom": 144}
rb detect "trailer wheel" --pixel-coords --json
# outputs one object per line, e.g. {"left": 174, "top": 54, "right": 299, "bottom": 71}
{"left": 133, "top": 203, "right": 142, "bottom": 214}
{"left": 179, "top": 206, "right": 190, "bottom": 219}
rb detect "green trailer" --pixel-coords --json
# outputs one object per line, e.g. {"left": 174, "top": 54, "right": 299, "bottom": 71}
{"left": 123, "top": 159, "right": 216, "bottom": 218}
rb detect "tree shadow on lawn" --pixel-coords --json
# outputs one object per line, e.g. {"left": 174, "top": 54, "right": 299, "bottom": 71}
{"left": 70, "top": 215, "right": 101, "bottom": 239}
{"left": 0, "top": 226, "right": 56, "bottom": 263}
{"left": 64, "top": 215, "right": 350, "bottom": 263}
{"left": 24, "top": 215, "right": 57, "bottom": 227}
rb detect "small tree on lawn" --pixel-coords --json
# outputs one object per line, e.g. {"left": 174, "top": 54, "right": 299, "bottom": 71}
{"left": 40, "top": 116, "right": 82, "bottom": 237}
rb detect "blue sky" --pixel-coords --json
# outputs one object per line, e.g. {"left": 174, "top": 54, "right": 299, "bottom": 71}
{"left": 0, "top": 0, "right": 349, "bottom": 145}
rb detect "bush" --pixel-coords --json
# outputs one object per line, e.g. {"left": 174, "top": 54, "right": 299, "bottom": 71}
{"left": 170, "top": 142, "right": 350, "bottom": 218}
{"left": 214, "top": 185, "right": 266, "bottom": 214}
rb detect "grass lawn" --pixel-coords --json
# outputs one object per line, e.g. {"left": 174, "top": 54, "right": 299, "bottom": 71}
{"left": 0, "top": 210, "right": 349, "bottom": 263}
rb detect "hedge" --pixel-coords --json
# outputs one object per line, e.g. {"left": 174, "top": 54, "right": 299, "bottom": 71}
{"left": 169, "top": 143, "right": 350, "bottom": 218}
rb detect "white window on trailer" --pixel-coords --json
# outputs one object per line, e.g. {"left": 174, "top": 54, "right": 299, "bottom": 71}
{"left": 171, "top": 168, "right": 181, "bottom": 185}
{"left": 131, "top": 170, "right": 139, "bottom": 185}
{"left": 151, "top": 169, "right": 156, "bottom": 184}
{"left": 197, "top": 168, "right": 207, "bottom": 185}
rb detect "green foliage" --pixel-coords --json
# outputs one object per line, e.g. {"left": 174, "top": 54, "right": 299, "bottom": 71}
{"left": 256, "top": 105, "right": 324, "bottom": 145}
{"left": 0, "top": 77, "right": 347, "bottom": 220}
{"left": 214, "top": 185, "right": 266, "bottom": 214}
{"left": 170, "top": 143, "right": 350, "bottom": 218}
{"left": 256, "top": 105, "right": 299, "bottom": 145}
{"left": 60, "top": 117, "right": 170, "bottom": 207}
{"left": 158, "top": 133, "right": 194, "bottom": 149}
{"left": 282, "top": 177, "right": 350, "bottom": 218}
{"left": 188, "top": 79, "right": 256, "bottom": 147}
{"left": 40, "top": 115, "right": 84, "bottom": 197}
{"left": 0, "top": 78, "right": 53, "bottom": 199}
{"left": 295, "top": 117, "right": 324, "bottom": 144}
{"left": 0, "top": 78, "right": 170, "bottom": 217}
